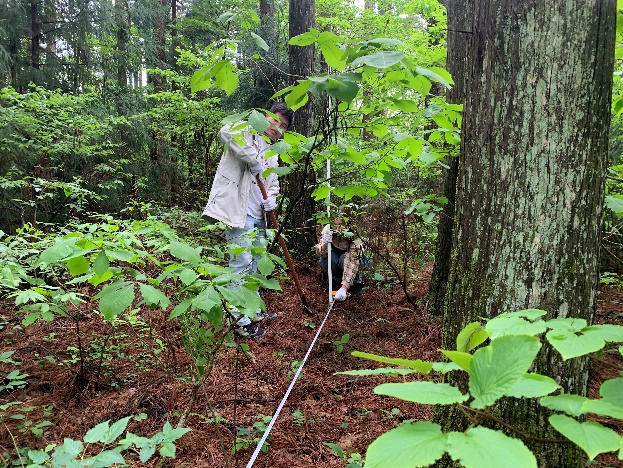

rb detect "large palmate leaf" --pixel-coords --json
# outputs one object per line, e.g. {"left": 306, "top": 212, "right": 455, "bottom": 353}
{"left": 549, "top": 415, "right": 621, "bottom": 460}
{"left": 545, "top": 328, "right": 604, "bottom": 360}
{"left": 366, "top": 422, "right": 447, "bottom": 468}
{"left": 485, "top": 315, "right": 547, "bottom": 340}
{"left": 447, "top": 427, "right": 537, "bottom": 468}
{"left": 374, "top": 381, "right": 468, "bottom": 405}
{"left": 469, "top": 335, "right": 541, "bottom": 409}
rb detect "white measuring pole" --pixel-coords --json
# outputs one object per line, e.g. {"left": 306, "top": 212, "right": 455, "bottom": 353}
{"left": 327, "top": 157, "right": 333, "bottom": 304}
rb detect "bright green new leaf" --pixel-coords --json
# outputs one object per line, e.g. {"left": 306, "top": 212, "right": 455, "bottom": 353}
{"left": 93, "top": 250, "right": 109, "bottom": 277}
{"left": 218, "top": 12, "right": 236, "bottom": 23}
{"left": 326, "top": 76, "right": 360, "bottom": 103}
{"left": 546, "top": 328, "right": 605, "bottom": 360}
{"left": 540, "top": 394, "right": 588, "bottom": 417}
{"left": 27, "top": 450, "right": 49, "bottom": 464}
{"left": 285, "top": 81, "right": 311, "bottom": 111}
{"left": 605, "top": 195, "right": 623, "bottom": 217}
{"left": 38, "top": 237, "right": 79, "bottom": 266}
{"left": 139, "top": 283, "right": 170, "bottom": 309}
{"left": 469, "top": 335, "right": 541, "bottom": 409}
{"left": 169, "top": 241, "right": 201, "bottom": 267}
{"left": 504, "top": 373, "right": 560, "bottom": 398}
{"left": 257, "top": 254, "right": 274, "bottom": 276}
{"left": 66, "top": 255, "right": 90, "bottom": 276}
{"left": 456, "top": 322, "right": 488, "bottom": 352}
{"left": 250, "top": 32, "right": 269, "bottom": 51}
{"left": 374, "top": 381, "right": 468, "bottom": 405}
{"left": 336, "top": 367, "right": 418, "bottom": 377}
{"left": 366, "top": 422, "right": 447, "bottom": 468}
{"left": 440, "top": 350, "right": 472, "bottom": 371}
{"left": 485, "top": 315, "right": 547, "bottom": 340}
{"left": 248, "top": 274, "right": 281, "bottom": 290}
{"left": 190, "top": 65, "right": 213, "bottom": 93}
{"left": 549, "top": 414, "right": 621, "bottom": 460}
{"left": 192, "top": 287, "right": 220, "bottom": 313}
{"left": 159, "top": 443, "right": 177, "bottom": 458}
{"left": 289, "top": 29, "right": 319, "bottom": 46}
{"left": 91, "top": 450, "right": 126, "bottom": 466}
{"left": 312, "top": 185, "right": 331, "bottom": 201}
{"left": 352, "top": 351, "right": 433, "bottom": 373}
{"left": 502, "top": 309, "right": 548, "bottom": 320}
{"left": 351, "top": 51, "right": 404, "bottom": 69}
{"left": 97, "top": 281, "right": 135, "bottom": 320}
{"left": 582, "top": 399, "right": 623, "bottom": 419}
{"left": 447, "top": 427, "right": 537, "bottom": 468}
{"left": 415, "top": 67, "right": 451, "bottom": 89}
{"left": 600, "top": 377, "right": 623, "bottom": 405}
{"left": 248, "top": 110, "right": 270, "bottom": 134}
{"left": 390, "top": 99, "right": 418, "bottom": 113}
{"left": 215, "top": 61, "right": 239, "bottom": 96}
{"left": 84, "top": 416, "right": 131, "bottom": 444}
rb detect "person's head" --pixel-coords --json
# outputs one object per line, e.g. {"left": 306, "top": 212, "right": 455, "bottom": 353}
{"left": 264, "top": 102, "right": 294, "bottom": 142}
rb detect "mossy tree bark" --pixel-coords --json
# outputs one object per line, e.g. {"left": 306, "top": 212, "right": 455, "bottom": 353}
{"left": 434, "top": 1, "right": 616, "bottom": 466}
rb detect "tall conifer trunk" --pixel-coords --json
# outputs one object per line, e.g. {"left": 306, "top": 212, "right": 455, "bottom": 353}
{"left": 435, "top": 1, "right": 616, "bottom": 466}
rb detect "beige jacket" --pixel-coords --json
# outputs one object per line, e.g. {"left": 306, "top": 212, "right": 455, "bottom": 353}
{"left": 202, "top": 124, "right": 279, "bottom": 228}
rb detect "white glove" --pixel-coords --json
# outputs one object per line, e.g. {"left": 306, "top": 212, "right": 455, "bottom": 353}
{"left": 334, "top": 286, "right": 348, "bottom": 302}
{"left": 262, "top": 196, "right": 277, "bottom": 212}
{"left": 322, "top": 232, "right": 333, "bottom": 244}
{"left": 250, "top": 162, "right": 263, "bottom": 176}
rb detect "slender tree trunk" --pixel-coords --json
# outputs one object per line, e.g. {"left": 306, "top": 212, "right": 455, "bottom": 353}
{"left": 436, "top": 1, "right": 616, "bottom": 466}
{"left": 30, "top": 0, "right": 40, "bottom": 69}
{"left": 284, "top": 0, "right": 317, "bottom": 258}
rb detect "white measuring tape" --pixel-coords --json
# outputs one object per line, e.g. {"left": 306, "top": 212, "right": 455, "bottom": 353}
{"left": 246, "top": 300, "right": 337, "bottom": 467}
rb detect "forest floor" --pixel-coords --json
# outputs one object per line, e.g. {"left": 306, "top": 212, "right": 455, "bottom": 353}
{"left": 1, "top": 262, "right": 623, "bottom": 468}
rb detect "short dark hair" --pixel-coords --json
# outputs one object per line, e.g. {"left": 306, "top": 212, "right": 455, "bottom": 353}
{"left": 269, "top": 102, "right": 294, "bottom": 129}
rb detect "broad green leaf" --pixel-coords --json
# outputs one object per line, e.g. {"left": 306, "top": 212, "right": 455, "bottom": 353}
{"left": 324, "top": 442, "right": 344, "bottom": 459}
{"left": 351, "top": 51, "right": 405, "bottom": 69}
{"left": 84, "top": 420, "right": 111, "bottom": 443}
{"left": 582, "top": 399, "right": 623, "bottom": 419}
{"left": 97, "top": 281, "right": 135, "bottom": 320}
{"left": 540, "top": 394, "right": 588, "bottom": 417}
{"left": 91, "top": 450, "right": 126, "bottom": 466}
{"left": 546, "top": 317, "right": 587, "bottom": 332}
{"left": 390, "top": 99, "right": 418, "bottom": 113}
{"left": 159, "top": 443, "right": 177, "bottom": 458}
{"left": 192, "top": 287, "right": 219, "bottom": 314}
{"left": 319, "top": 31, "right": 346, "bottom": 71}
{"left": 217, "top": 285, "right": 262, "bottom": 314}
{"left": 92, "top": 250, "right": 109, "bottom": 277}
{"left": 456, "top": 322, "right": 488, "bottom": 352}
{"left": 447, "top": 427, "right": 537, "bottom": 468}
{"left": 257, "top": 254, "right": 274, "bottom": 276}
{"left": 374, "top": 381, "right": 468, "bottom": 405}
{"left": 139, "top": 283, "right": 170, "bottom": 309}
{"left": 582, "top": 324, "right": 623, "bottom": 343}
{"left": 504, "top": 373, "right": 560, "bottom": 398}
{"left": 600, "top": 377, "right": 623, "bottom": 405}
{"left": 248, "top": 110, "right": 270, "bottom": 134}
{"left": 27, "top": 450, "right": 49, "bottom": 464}
{"left": 38, "top": 237, "right": 79, "bottom": 266}
{"left": 289, "top": 29, "right": 319, "bottom": 46}
{"left": 366, "top": 422, "right": 447, "bottom": 468}
{"left": 326, "top": 76, "right": 360, "bottom": 103}
{"left": 215, "top": 61, "right": 239, "bottom": 96}
{"left": 284, "top": 81, "right": 311, "bottom": 111}
{"left": 250, "top": 32, "right": 269, "bottom": 51}
{"left": 169, "top": 242, "right": 201, "bottom": 266}
{"left": 178, "top": 268, "right": 197, "bottom": 286}
{"left": 66, "top": 255, "right": 90, "bottom": 276}
{"left": 469, "top": 335, "right": 541, "bottom": 409}
{"left": 549, "top": 414, "right": 621, "bottom": 460}
{"left": 170, "top": 297, "right": 193, "bottom": 319}
{"left": 336, "top": 367, "right": 418, "bottom": 377}
{"left": 248, "top": 274, "right": 281, "bottom": 290}
{"left": 89, "top": 270, "right": 114, "bottom": 287}
{"left": 104, "top": 249, "right": 135, "bottom": 262}
{"left": 546, "top": 328, "right": 605, "bottom": 360}
{"left": 439, "top": 350, "right": 472, "bottom": 371}
{"left": 312, "top": 185, "right": 330, "bottom": 200}
{"left": 501, "top": 309, "right": 547, "bottom": 320}
{"left": 104, "top": 416, "right": 132, "bottom": 444}
{"left": 605, "top": 195, "right": 623, "bottom": 216}
{"left": 351, "top": 351, "right": 433, "bottom": 373}
{"left": 485, "top": 315, "right": 547, "bottom": 340}
{"left": 415, "top": 67, "right": 451, "bottom": 89}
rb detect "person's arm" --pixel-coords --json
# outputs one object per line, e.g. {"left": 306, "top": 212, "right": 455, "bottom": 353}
{"left": 315, "top": 225, "right": 330, "bottom": 257}
{"left": 218, "top": 124, "right": 261, "bottom": 167}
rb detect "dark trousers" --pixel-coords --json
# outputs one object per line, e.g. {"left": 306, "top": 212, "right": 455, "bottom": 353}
{"left": 318, "top": 247, "right": 347, "bottom": 288}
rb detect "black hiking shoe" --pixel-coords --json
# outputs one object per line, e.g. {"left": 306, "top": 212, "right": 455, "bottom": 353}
{"left": 235, "top": 322, "right": 266, "bottom": 339}
{"left": 252, "top": 310, "right": 277, "bottom": 322}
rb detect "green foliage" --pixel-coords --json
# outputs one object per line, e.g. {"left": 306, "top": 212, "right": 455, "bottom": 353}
{"left": 333, "top": 333, "right": 350, "bottom": 353}
{"left": 18, "top": 416, "right": 190, "bottom": 467}
{"left": 343, "top": 310, "right": 623, "bottom": 467}
{"left": 233, "top": 414, "right": 272, "bottom": 454}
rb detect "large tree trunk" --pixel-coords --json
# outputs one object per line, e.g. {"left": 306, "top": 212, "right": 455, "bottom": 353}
{"left": 436, "top": 1, "right": 616, "bottom": 466}
{"left": 30, "top": 0, "right": 40, "bottom": 70}
{"left": 284, "top": 0, "right": 317, "bottom": 258}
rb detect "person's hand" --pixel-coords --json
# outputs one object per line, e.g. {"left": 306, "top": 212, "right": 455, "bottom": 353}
{"left": 334, "top": 286, "right": 348, "bottom": 302}
{"left": 322, "top": 232, "right": 333, "bottom": 244}
{"left": 262, "top": 196, "right": 277, "bottom": 212}
{"left": 250, "top": 162, "right": 263, "bottom": 176}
